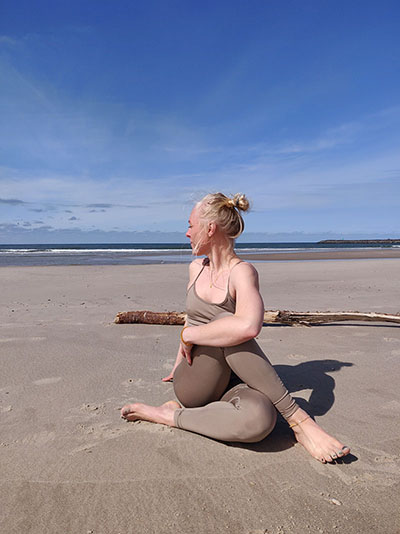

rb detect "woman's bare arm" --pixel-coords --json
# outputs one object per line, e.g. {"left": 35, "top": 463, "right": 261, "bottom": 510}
{"left": 182, "top": 262, "right": 264, "bottom": 347}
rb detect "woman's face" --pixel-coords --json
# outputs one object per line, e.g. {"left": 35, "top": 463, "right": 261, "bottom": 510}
{"left": 186, "top": 206, "right": 209, "bottom": 255}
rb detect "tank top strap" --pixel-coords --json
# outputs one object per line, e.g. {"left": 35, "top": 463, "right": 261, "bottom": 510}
{"left": 227, "top": 259, "right": 245, "bottom": 297}
{"left": 188, "top": 258, "right": 209, "bottom": 291}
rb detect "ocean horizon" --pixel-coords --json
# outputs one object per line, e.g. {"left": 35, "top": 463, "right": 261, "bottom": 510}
{"left": 1, "top": 241, "right": 400, "bottom": 267}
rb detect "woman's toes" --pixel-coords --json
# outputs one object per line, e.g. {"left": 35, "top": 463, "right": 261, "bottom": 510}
{"left": 337, "top": 445, "right": 350, "bottom": 457}
{"left": 121, "top": 404, "right": 135, "bottom": 417}
{"left": 124, "top": 413, "right": 138, "bottom": 422}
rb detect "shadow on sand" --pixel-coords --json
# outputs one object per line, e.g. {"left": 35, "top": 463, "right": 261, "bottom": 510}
{"left": 229, "top": 358, "right": 357, "bottom": 463}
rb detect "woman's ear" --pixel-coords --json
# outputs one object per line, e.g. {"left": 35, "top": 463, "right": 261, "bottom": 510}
{"left": 208, "top": 221, "right": 216, "bottom": 237}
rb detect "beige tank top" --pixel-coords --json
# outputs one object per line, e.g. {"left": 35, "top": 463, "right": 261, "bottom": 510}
{"left": 186, "top": 259, "right": 243, "bottom": 326}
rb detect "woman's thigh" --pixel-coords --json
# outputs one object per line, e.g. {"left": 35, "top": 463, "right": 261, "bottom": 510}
{"left": 175, "top": 383, "right": 277, "bottom": 443}
{"left": 173, "top": 344, "right": 231, "bottom": 408}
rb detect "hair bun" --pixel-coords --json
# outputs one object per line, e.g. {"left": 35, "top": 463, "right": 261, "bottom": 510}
{"left": 230, "top": 193, "right": 250, "bottom": 212}
{"left": 197, "top": 192, "right": 250, "bottom": 240}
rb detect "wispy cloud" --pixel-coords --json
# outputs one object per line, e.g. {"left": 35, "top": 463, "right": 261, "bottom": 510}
{"left": 0, "top": 197, "right": 27, "bottom": 205}
{"left": 86, "top": 203, "right": 113, "bottom": 209}
{"left": 0, "top": 36, "right": 18, "bottom": 46}
{"left": 264, "top": 122, "right": 360, "bottom": 155}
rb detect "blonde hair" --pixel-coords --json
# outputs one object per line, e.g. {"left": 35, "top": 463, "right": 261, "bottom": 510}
{"left": 197, "top": 192, "right": 250, "bottom": 240}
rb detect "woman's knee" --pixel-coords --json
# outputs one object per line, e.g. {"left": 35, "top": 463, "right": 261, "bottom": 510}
{"left": 240, "top": 403, "right": 277, "bottom": 443}
{"left": 226, "top": 389, "right": 277, "bottom": 443}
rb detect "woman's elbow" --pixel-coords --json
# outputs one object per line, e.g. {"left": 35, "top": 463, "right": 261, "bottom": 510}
{"left": 241, "top": 321, "right": 262, "bottom": 341}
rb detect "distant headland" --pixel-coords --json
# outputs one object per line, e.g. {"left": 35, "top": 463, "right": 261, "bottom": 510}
{"left": 318, "top": 239, "right": 400, "bottom": 244}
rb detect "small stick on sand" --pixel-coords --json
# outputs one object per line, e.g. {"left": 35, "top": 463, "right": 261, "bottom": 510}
{"left": 114, "top": 310, "right": 400, "bottom": 326}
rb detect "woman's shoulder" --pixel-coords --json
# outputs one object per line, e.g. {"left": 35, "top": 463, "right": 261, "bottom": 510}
{"left": 188, "top": 258, "right": 207, "bottom": 281}
{"left": 232, "top": 259, "right": 257, "bottom": 274}
{"left": 230, "top": 260, "right": 259, "bottom": 284}
{"left": 189, "top": 257, "right": 206, "bottom": 269}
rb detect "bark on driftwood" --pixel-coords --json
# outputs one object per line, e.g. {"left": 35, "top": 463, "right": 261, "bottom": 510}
{"left": 115, "top": 310, "right": 186, "bottom": 325}
{"left": 114, "top": 310, "right": 400, "bottom": 326}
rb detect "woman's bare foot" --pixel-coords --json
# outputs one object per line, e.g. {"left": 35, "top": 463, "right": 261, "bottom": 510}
{"left": 120, "top": 400, "right": 180, "bottom": 426}
{"left": 287, "top": 408, "right": 350, "bottom": 463}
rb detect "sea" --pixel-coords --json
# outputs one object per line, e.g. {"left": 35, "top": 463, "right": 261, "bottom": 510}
{"left": 1, "top": 241, "right": 399, "bottom": 267}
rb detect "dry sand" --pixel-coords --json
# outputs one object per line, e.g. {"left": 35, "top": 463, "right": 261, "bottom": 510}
{"left": 0, "top": 259, "right": 399, "bottom": 534}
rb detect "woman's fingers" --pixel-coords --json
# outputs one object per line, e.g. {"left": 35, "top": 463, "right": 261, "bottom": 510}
{"left": 184, "top": 347, "right": 192, "bottom": 365}
{"left": 180, "top": 341, "right": 192, "bottom": 365}
{"left": 162, "top": 373, "right": 173, "bottom": 382}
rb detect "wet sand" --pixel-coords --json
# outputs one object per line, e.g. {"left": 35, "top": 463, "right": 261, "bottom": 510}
{"left": 240, "top": 247, "right": 400, "bottom": 262}
{"left": 0, "top": 260, "right": 399, "bottom": 534}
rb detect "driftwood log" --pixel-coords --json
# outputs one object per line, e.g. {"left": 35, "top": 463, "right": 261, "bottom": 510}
{"left": 114, "top": 310, "right": 400, "bottom": 326}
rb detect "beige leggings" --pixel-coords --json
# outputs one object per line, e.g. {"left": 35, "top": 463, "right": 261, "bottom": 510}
{"left": 173, "top": 339, "right": 299, "bottom": 443}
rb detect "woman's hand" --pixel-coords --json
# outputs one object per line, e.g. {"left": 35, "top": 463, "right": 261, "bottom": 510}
{"left": 161, "top": 370, "right": 175, "bottom": 383}
{"left": 161, "top": 342, "right": 190, "bottom": 382}
{"left": 180, "top": 340, "right": 193, "bottom": 366}
{"left": 180, "top": 326, "right": 194, "bottom": 365}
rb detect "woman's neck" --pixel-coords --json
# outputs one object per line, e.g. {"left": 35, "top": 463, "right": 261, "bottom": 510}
{"left": 207, "top": 241, "right": 237, "bottom": 274}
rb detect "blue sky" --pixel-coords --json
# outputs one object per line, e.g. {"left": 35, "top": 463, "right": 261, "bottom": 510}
{"left": 1, "top": 0, "right": 399, "bottom": 243}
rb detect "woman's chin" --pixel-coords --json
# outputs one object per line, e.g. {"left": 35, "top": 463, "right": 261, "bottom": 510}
{"left": 191, "top": 242, "right": 208, "bottom": 256}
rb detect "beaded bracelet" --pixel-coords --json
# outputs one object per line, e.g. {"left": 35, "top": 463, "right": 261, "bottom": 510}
{"left": 180, "top": 326, "right": 192, "bottom": 346}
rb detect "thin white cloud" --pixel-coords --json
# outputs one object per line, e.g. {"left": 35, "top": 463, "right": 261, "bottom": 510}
{"left": 0, "top": 36, "right": 18, "bottom": 46}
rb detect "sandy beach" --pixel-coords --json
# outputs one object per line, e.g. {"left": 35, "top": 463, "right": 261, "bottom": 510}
{"left": 1, "top": 258, "right": 400, "bottom": 534}
{"left": 240, "top": 247, "right": 400, "bottom": 262}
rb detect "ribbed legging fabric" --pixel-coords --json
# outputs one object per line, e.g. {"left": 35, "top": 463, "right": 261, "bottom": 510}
{"left": 173, "top": 338, "right": 298, "bottom": 443}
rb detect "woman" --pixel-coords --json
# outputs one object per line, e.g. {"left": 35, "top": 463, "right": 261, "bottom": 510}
{"left": 121, "top": 193, "right": 350, "bottom": 463}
